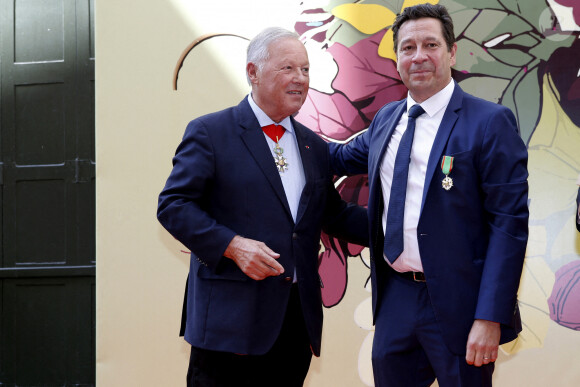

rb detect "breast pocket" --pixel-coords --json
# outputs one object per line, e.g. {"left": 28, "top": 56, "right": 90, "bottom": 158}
{"left": 438, "top": 150, "right": 477, "bottom": 188}
{"left": 433, "top": 149, "right": 483, "bottom": 215}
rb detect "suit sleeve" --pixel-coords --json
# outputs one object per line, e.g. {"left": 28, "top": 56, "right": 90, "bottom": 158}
{"left": 320, "top": 140, "right": 369, "bottom": 246}
{"left": 329, "top": 127, "right": 372, "bottom": 176}
{"left": 321, "top": 178, "right": 370, "bottom": 247}
{"left": 329, "top": 103, "right": 395, "bottom": 176}
{"left": 157, "top": 120, "right": 237, "bottom": 271}
{"left": 474, "top": 106, "right": 529, "bottom": 326}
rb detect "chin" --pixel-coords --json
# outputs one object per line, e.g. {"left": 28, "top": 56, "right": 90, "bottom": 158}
{"left": 287, "top": 101, "right": 303, "bottom": 112}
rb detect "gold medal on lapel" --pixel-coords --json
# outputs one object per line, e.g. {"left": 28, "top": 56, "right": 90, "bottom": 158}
{"left": 441, "top": 155, "right": 454, "bottom": 191}
{"left": 273, "top": 139, "right": 288, "bottom": 173}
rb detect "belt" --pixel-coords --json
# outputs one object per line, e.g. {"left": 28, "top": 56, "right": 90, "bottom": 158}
{"left": 394, "top": 270, "right": 426, "bottom": 282}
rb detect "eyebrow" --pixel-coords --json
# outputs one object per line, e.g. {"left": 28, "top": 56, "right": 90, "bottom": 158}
{"left": 399, "top": 35, "right": 441, "bottom": 46}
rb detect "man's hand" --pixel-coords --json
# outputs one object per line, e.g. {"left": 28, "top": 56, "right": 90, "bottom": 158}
{"left": 224, "top": 236, "right": 284, "bottom": 280}
{"left": 465, "top": 319, "right": 501, "bottom": 367}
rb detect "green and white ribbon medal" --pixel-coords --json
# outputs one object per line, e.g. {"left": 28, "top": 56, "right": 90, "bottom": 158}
{"left": 441, "top": 155, "right": 454, "bottom": 191}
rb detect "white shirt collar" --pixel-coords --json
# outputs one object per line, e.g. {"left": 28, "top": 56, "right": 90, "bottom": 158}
{"left": 406, "top": 80, "right": 455, "bottom": 118}
{"left": 248, "top": 94, "right": 294, "bottom": 133}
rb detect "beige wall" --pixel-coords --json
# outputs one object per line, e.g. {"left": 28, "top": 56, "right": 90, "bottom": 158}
{"left": 96, "top": 1, "right": 580, "bottom": 386}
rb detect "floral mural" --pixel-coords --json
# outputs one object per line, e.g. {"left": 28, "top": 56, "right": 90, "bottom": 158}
{"left": 173, "top": 0, "right": 580, "bottom": 384}
{"left": 293, "top": 0, "right": 580, "bottom": 383}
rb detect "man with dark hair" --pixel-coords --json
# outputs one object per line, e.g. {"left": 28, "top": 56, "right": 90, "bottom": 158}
{"left": 158, "top": 27, "right": 367, "bottom": 387}
{"left": 330, "top": 4, "right": 528, "bottom": 386}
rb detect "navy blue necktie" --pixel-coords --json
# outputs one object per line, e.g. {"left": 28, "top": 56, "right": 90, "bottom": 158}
{"left": 383, "top": 104, "right": 425, "bottom": 264}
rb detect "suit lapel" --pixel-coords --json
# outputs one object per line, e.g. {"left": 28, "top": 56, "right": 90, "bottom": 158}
{"left": 420, "top": 83, "right": 463, "bottom": 212}
{"left": 293, "top": 120, "right": 315, "bottom": 225}
{"left": 369, "top": 101, "right": 406, "bottom": 223}
{"left": 366, "top": 101, "right": 406, "bottom": 259}
{"left": 370, "top": 102, "right": 407, "bottom": 183}
{"left": 294, "top": 120, "right": 315, "bottom": 181}
{"left": 238, "top": 99, "right": 293, "bottom": 219}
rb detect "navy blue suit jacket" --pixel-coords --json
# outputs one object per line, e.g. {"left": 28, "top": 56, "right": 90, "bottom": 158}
{"left": 576, "top": 187, "right": 580, "bottom": 232}
{"left": 330, "top": 84, "right": 529, "bottom": 354}
{"left": 158, "top": 97, "right": 368, "bottom": 356}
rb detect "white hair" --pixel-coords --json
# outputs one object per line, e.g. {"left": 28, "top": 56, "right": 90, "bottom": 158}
{"left": 246, "top": 27, "right": 300, "bottom": 84}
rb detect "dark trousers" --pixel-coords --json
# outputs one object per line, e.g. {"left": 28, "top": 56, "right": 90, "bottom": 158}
{"left": 187, "top": 285, "right": 312, "bottom": 387}
{"left": 372, "top": 272, "right": 494, "bottom": 387}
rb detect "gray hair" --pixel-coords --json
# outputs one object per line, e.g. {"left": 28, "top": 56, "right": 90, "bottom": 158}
{"left": 246, "top": 27, "right": 300, "bottom": 84}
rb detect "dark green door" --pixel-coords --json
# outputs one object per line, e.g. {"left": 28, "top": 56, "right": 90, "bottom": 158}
{"left": 0, "top": 0, "right": 95, "bottom": 385}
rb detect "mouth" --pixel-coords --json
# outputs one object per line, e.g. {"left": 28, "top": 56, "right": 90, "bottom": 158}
{"left": 410, "top": 68, "right": 431, "bottom": 75}
{"left": 287, "top": 91, "right": 303, "bottom": 95}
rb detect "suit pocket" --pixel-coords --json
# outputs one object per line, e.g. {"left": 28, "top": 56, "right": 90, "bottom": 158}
{"left": 197, "top": 257, "right": 249, "bottom": 282}
{"left": 443, "top": 149, "right": 475, "bottom": 167}
{"left": 437, "top": 150, "right": 477, "bottom": 192}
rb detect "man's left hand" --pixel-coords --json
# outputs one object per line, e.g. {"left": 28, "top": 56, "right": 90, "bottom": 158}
{"left": 465, "top": 319, "right": 500, "bottom": 367}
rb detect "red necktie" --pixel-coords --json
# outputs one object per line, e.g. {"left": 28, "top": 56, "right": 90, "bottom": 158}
{"left": 262, "top": 124, "right": 286, "bottom": 143}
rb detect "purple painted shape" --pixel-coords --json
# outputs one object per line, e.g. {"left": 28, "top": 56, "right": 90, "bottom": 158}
{"left": 548, "top": 260, "right": 580, "bottom": 330}
{"left": 295, "top": 30, "right": 407, "bottom": 141}
{"left": 318, "top": 175, "right": 368, "bottom": 307}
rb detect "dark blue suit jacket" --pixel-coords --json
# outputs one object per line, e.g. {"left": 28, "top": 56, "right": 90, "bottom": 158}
{"left": 576, "top": 187, "right": 580, "bottom": 232}
{"left": 330, "top": 84, "right": 529, "bottom": 355}
{"left": 158, "top": 97, "right": 367, "bottom": 356}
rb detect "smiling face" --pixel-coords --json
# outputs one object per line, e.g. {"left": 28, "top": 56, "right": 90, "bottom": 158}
{"left": 396, "top": 17, "right": 457, "bottom": 103}
{"left": 248, "top": 38, "right": 310, "bottom": 123}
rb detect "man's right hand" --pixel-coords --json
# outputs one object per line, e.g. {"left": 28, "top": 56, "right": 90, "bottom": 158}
{"left": 224, "top": 235, "right": 284, "bottom": 280}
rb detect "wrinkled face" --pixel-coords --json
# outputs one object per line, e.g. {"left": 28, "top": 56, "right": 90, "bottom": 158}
{"left": 248, "top": 38, "right": 309, "bottom": 122}
{"left": 396, "top": 17, "right": 457, "bottom": 103}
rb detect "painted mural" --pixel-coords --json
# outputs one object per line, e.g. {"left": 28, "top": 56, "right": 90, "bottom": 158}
{"left": 293, "top": 0, "right": 580, "bottom": 383}
{"left": 174, "top": 0, "right": 580, "bottom": 384}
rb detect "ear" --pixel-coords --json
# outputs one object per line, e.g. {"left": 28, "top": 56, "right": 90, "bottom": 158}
{"left": 247, "top": 62, "right": 258, "bottom": 84}
{"left": 449, "top": 42, "right": 458, "bottom": 67}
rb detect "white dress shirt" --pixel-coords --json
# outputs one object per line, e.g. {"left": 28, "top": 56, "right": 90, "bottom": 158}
{"left": 248, "top": 94, "right": 306, "bottom": 222}
{"left": 380, "top": 80, "right": 455, "bottom": 272}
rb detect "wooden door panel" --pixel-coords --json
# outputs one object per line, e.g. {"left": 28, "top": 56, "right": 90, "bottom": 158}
{"left": 0, "top": 0, "right": 96, "bottom": 384}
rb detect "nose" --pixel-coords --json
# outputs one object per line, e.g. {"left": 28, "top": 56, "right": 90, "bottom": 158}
{"left": 293, "top": 68, "right": 308, "bottom": 84}
{"left": 412, "top": 47, "right": 428, "bottom": 62}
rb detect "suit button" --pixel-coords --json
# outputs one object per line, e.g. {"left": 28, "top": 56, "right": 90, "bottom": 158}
{"left": 284, "top": 276, "right": 292, "bottom": 282}
{"left": 292, "top": 233, "right": 298, "bottom": 240}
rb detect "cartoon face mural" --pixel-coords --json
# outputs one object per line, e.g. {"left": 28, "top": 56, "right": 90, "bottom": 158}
{"left": 174, "top": 0, "right": 580, "bottom": 384}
